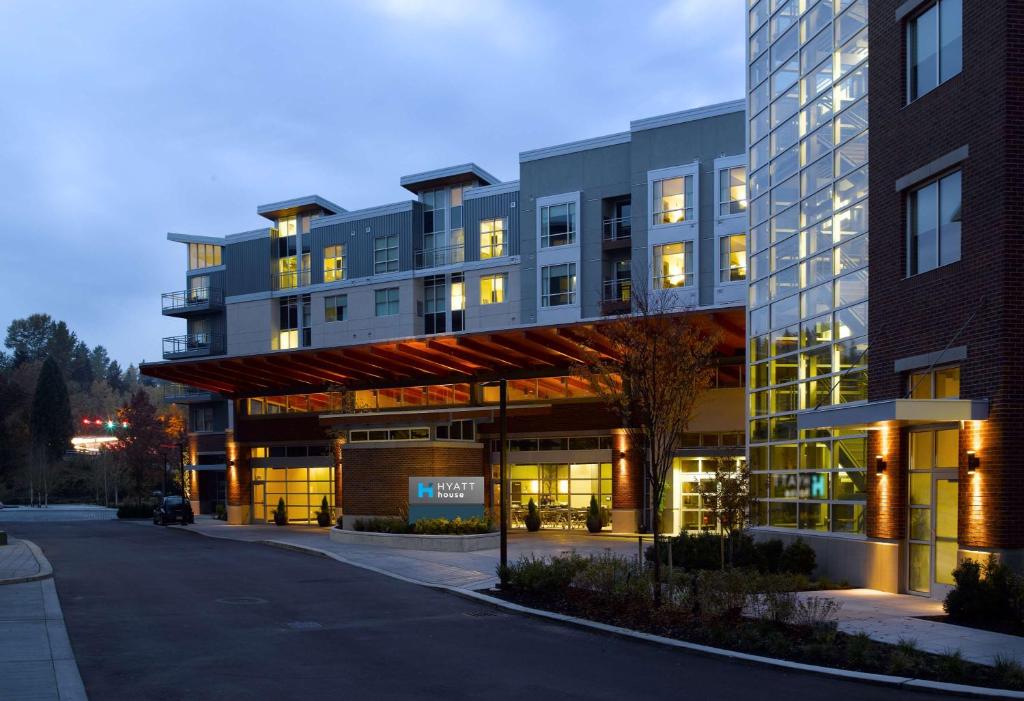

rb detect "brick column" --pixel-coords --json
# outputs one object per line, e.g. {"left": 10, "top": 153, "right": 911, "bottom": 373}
{"left": 611, "top": 430, "right": 641, "bottom": 533}
{"left": 866, "top": 424, "right": 906, "bottom": 541}
{"left": 225, "top": 434, "right": 250, "bottom": 524}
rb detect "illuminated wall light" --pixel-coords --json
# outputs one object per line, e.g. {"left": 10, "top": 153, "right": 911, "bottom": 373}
{"left": 874, "top": 455, "right": 887, "bottom": 474}
{"left": 966, "top": 450, "right": 980, "bottom": 474}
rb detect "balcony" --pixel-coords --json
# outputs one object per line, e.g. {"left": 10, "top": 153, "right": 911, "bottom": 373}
{"left": 601, "top": 278, "right": 632, "bottom": 315}
{"left": 602, "top": 216, "right": 632, "bottom": 249}
{"left": 162, "top": 382, "right": 215, "bottom": 403}
{"left": 161, "top": 287, "right": 224, "bottom": 317}
{"left": 162, "top": 333, "right": 225, "bottom": 360}
{"left": 415, "top": 244, "right": 466, "bottom": 270}
{"left": 271, "top": 269, "right": 311, "bottom": 291}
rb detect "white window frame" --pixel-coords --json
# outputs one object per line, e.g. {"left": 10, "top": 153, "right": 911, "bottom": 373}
{"left": 540, "top": 263, "right": 577, "bottom": 308}
{"left": 539, "top": 202, "right": 577, "bottom": 248}
{"left": 718, "top": 233, "right": 748, "bottom": 284}
{"left": 479, "top": 273, "right": 507, "bottom": 305}
{"left": 648, "top": 163, "right": 700, "bottom": 230}
{"left": 373, "top": 235, "right": 399, "bottom": 274}
{"left": 480, "top": 217, "right": 507, "bottom": 259}
{"left": 715, "top": 163, "right": 748, "bottom": 219}
{"left": 535, "top": 192, "right": 582, "bottom": 324}
{"left": 374, "top": 287, "right": 400, "bottom": 317}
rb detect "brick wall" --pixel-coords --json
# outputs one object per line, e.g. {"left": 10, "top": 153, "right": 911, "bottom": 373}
{"left": 869, "top": 1, "right": 1024, "bottom": 549}
{"left": 341, "top": 444, "right": 484, "bottom": 517}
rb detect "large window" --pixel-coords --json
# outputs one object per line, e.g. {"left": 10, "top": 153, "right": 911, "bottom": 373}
{"left": 325, "top": 294, "right": 347, "bottom": 322}
{"left": 907, "top": 0, "right": 962, "bottom": 102}
{"left": 541, "top": 264, "right": 576, "bottom": 307}
{"left": 480, "top": 218, "right": 506, "bottom": 259}
{"left": 720, "top": 234, "right": 747, "bottom": 282}
{"left": 423, "top": 275, "right": 445, "bottom": 334}
{"left": 188, "top": 243, "right": 222, "bottom": 270}
{"left": 540, "top": 203, "right": 576, "bottom": 247}
{"left": 278, "top": 294, "right": 310, "bottom": 349}
{"left": 908, "top": 170, "right": 961, "bottom": 275}
{"left": 324, "top": 244, "right": 346, "bottom": 282}
{"left": 480, "top": 273, "right": 506, "bottom": 305}
{"left": 422, "top": 188, "right": 446, "bottom": 233}
{"left": 909, "top": 365, "right": 960, "bottom": 399}
{"left": 654, "top": 242, "right": 694, "bottom": 288}
{"left": 373, "top": 235, "right": 399, "bottom": 274}
{"left": 375, "top": 287, "right": 399, "bottom": 317}
{"left": 190, "top": 406, "right": 214, "bottom": 432}
{"left": 653, "top": 175, "right": 693, "bottom": 224}
{"left": 450, "top": 273, "right": 465, "bottom": 332}
{"left": 719, "top": 167, "right": 748, "bottom": 215}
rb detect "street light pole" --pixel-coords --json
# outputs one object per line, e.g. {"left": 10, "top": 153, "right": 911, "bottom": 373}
{"left": 499, "top": 378, "right": 509, "bottom": 587}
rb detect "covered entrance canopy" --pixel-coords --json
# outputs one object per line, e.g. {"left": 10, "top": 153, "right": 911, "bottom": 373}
{"left": 140, "top": 309, "right": 745, "bottom": 397}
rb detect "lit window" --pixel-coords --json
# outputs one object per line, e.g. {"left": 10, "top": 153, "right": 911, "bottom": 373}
{"left": 277, "top": 294, "right": 310, "bottom": 349}
{"left": 909, "top": 366, "right": 960, "bottom": 399}
{"left": 540, "top": 203, "right": 576, "bottom": 247}
{"left": 653, "top": 176, "right": 693, "bottom": 224}
{"left": 719, "top": 167, "right": 748, "bottom": 215}
{"left": 324, "top": 245, "right": 346, "bottom": 282}
{"left": 325, "top": 294, "right": 347, "bottom": 322}
{"left": 480, "top": 273, "right": 507, "bottom": 305}
{"left": 541, "top": 263, "right": 576, "bottom": 307}
{"left": 187, "top": 243, "right": 222, "bottom": 270}
{"left": 373, "top": 235, "right": 399, "bottom": 274}
{"left": 480, "top": 218, "right": 506, "bottom": 259}
{"left": 719, "top": 234, "right": 747, "bottom": 282}
{"left": 375, "top": 287, "right": 399, "bottom": 317}
{"left": 654, "top": 242, "right": 694, "bottom": 288}
{"left": 907, "top": 0, "right": 962, "bottom": 102}
{"left": 908, "top": 170, "right": 961, "bottom": 275}
{"left": 276, "top": 256, "right": 298, "bottom": 290}
{"left": 450, "top": 273, "right": 465, "bottom": 332}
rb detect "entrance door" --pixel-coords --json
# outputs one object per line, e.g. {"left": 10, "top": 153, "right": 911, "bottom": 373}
{"left": 907, "top": 428, "right": 959, "bottom": 596}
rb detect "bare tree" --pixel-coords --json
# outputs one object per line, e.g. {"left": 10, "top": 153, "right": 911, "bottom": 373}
{"left": 696, "top": 458, "right": 755, "bottom": 569}
{"left": 575, "top": 287, "right": 721, "bottom": 605}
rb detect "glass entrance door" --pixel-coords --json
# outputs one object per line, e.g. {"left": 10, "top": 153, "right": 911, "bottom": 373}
{"left": 908, "top": 429, "right": 959, "bottom": 595}
{"left": 251, "top": 467, "right": 335, "bottom": 524}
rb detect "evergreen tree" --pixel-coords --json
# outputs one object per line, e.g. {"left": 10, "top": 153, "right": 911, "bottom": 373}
{"left": 45, "top": 321, "right": 77, "bottom": 370}
{"left": 89, "top": 345, "right": 111, "bottom": 382}
{"left": 5, "top": 314, "right": 55, "bottom": 366}
{"left": 69, "top": 341, "right": 93, "bottom": 386}
{"left": 106, "top": 360, "right": 125, "bottom": 393}
{"left": 29, "top": 356, "right": 73, "bottom": 506}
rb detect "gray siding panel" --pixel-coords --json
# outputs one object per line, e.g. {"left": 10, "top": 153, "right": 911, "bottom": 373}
{"left": 224, "top": 238, "right": 271, "bottom": 296}
{"left": 463, "top": 190, "right": 520, "bottom": 263}
{"left": 310, "top": 208, "right": 416, "bottom": 282}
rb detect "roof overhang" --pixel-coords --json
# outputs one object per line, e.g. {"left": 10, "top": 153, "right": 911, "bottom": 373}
{"left": 139, "top": 308, "right": 745, "bottom": 399}
{"left": 399, "top": 163, "right": 500, "bottom": 193}
{"left": 257, "top": 195, "right": 346, "bottom": 220}
{"left": 797, "top": 399, "right": 990, "bottom": 431}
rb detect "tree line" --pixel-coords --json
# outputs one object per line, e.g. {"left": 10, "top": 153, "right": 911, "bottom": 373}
{"left": 0, "top": 313, "right": 186, "bottom": 506}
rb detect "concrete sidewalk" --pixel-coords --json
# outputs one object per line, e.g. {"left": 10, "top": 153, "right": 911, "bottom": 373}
{"left": 0, "top": 542, "right": 87, "bottom": 701}
{"left": 169, "top": 517, "right": 1024, "bottom": 668}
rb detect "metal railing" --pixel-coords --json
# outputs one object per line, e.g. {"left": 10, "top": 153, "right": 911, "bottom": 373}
{"left": 602, "top": 216, "right": 632, "bottom": 241}
{"left": 162, "top": 383, "right": 213, "bottom": 402}
{"left": 414, "top": 244, "right": 465, "bottom": 270}
{"left": 602, "top": 278, "right": 632, "bottom": 304}
{"left": 161, "top": 287, "right": 223, "bottom": 312}
{"left": 162, "top": 333, "right": 224, "bottom": 359}
{"left": 271, "top": 269, "right": 311, "bottom": 291}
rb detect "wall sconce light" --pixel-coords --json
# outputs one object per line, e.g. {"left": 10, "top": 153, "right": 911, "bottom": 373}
{"left": 875, "top": 455, "right": 887, "bottom": 474}
{"left": 227, "top": 459, "right": 235, "bottom": 467}
{"left": 616, "top": 450, "right": 628, "bottom": 461}
{"left": 967, "top": 451, "right": 980, "bottom": 473}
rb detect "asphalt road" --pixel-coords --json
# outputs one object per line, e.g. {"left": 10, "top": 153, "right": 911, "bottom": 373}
{"left": 8, "top": 521, "right": 943, "bottom": 701}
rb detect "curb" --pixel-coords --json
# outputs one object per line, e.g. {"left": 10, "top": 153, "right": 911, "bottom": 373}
{"left": 168, "top": 526, "right": 1024, "bottom": 699}
{"left": 0, "top": 538, "right": 55, "bottom": 585}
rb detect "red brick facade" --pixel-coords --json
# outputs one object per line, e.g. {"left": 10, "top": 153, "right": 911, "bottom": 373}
{"left": 869, "top": 1, "right": 1024, "bottom": 549}
{"left": 341, "top": 444, "right": 484, "bottom": 517}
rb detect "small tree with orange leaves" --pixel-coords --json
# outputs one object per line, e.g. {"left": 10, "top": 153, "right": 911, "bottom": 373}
{"left": 576, "top": 289, "right": 720, "bottom": 605}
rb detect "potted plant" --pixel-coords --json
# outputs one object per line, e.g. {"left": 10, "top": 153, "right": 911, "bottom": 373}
{"left": 273, "top": 497, "right": 287, "bottom": 526}
{"left": 316, "top": 496, "right": 332, "bottom": 527}
{"left": 524, "top": 498, "right": 541, "bottom": 532}
{"left": 586, "top": 495, "right": 603, "bottom": 533}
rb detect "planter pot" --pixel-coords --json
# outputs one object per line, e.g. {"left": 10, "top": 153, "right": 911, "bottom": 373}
{"left": 316, "top": 513, "right": 331, "bottom": 527}
{"left": 273, "top": 514, "right": 287, "bottom": 526}
{"left": 525, "top": 515, "right": 541, "bottom": 532}
{"left": 329, "top": 527, "right": 499, "bottom": 552}
{"left": 586, "top": 516, "right": 603, "bottom": 534}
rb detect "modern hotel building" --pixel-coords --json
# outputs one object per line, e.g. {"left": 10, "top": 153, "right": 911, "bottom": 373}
{"left": 747, "top": 0, "right": 1024, "bottom": 597}
{"left": 144, "top": 102, "right": 748, "bottom": 538}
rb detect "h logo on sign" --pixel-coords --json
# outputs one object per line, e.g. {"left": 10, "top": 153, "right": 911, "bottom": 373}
{"left": 417, "top": 482, "right": 434, "bottom": 499}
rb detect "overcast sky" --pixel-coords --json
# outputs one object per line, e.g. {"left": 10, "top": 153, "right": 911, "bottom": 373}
{"left": 0, "top": 0, "right": 744, "bottom": 367}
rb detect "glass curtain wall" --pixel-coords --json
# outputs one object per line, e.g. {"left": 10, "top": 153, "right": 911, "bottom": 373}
{"left": 747, "top": 0, "right": 869, "bottom": 534}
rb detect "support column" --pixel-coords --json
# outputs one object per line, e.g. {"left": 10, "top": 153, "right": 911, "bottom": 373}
{"left": 226, "top": 434, "right": 250, "bottom": 525}
{"left": 611, "top": 429, "right": 641, "bottom": 533}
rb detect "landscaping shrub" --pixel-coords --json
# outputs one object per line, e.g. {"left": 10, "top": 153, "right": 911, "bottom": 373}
{"left": 501, "top": 553, "right": 589, "bottom": 596}
{"left": 571, "top": 552, "right": 651, "bottom": 602}
{"left": 693, "top": 568, "right": 750, "bottom": 621}
{"left": 214, "top": 503, "right": 227, "bottom": 521}
{"left": 273, "top": 498, "right": 287, "bottom": 526}
{"left": 316, "top": 496, "right": 332, "bottom": 527}
{"left": 353, "top": 517, "right": 409, "bottom": 533}
{"left": 944, "top": 555, "right": 1024, "bottom": 631}
{"left": 585, "top": 495, "right": 602, "bottom": 533}
{"left": 412, "top": 517, "right": 492, "bottom": 535}
{"left": 779, "top": 539, "right": 816, "bottom": 577}
{"left": 117, "top": 503, "right": 154, "bottom": 519}
{"left": 524, "top": 498, "right": 541, "bottom": 532}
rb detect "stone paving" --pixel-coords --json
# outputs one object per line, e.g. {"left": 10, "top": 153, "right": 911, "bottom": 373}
{"left": 172, "top": 517, "right": 1024, "bottom": 667}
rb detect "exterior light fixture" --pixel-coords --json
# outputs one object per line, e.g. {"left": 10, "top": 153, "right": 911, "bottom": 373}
{"left": 875, "top": 455, "right": 887, "bottom": 474}
{"left": 967, "top": 451, "right": 980, "bottom": 473}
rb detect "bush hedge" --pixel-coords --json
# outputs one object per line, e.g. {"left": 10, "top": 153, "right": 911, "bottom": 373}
{"left": 944, "top": 555, "right": 1024, "bottom": 633}
{"left": 351, "top": 516, "right": 493, "bottom": 535}
{"left": 647, "top": 531, "right": 816, "bottom": 577}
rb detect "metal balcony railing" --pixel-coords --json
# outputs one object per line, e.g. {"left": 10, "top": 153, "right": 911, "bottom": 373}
{"left": 602, "top": 278, "right": 632, "bottom": 304}
{"left": 415, "top": 243, "right": 465, "bottom": 270}
{"left": 162, "top": 383, "right": 214, "bottom": 402}
{"left": 602, "top": 216, "right": 632, "bottom": 241}
{"left": 162, "top": 333, "right": 225, "bottom": 359}
{"left": 271, "top": 269, "right": 311, "bottom": 291}
{"left": 161, "top": 287, "right": 223, "bottom": 314}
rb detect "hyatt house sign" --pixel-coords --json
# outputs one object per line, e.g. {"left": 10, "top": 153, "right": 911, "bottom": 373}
{"left": 407, "top": 476, "right": 485, "bottom": 522}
